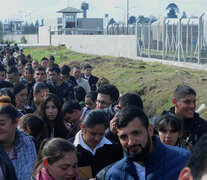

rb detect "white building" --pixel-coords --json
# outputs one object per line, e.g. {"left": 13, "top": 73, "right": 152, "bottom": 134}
{"left": 43, "top": 6, "right": 104, "bottom": 35}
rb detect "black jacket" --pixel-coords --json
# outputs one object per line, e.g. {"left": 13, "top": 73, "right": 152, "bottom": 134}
{"left": 70, "top": 75, "right": 78, "bottom": 86}
{"left": 102, "top": 105, "right": 120, "bottom": 143}
{"left": 152, "top": 107, "right": 207, "bottom": 146}
{"left": 70, "top": 138, "right": 123, "bottom": 178}
{"left": 82, "top": 74, "right": 98, "bottom": 90}
{"left": 166, "top": 107, "right": 207, "bottom": 146}
{"left": 0, "top": 144, "right": 17, "bottom": 180}
{"left": 102, "top": 105, "right": 116, "bottom": 127}
{"left": 47, "top": 81, "right": 74, "bottom": 102}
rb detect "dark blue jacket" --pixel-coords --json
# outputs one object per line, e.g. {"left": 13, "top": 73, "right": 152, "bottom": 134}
{"left": 0, "top": 144, "right": 17, "bottom": 180}
{"left": 103, "top": 137, "right": 190, "bottom": 180}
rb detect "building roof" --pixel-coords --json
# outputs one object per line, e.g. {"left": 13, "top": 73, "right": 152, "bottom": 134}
{"left": 57, "top": 7, "right": 82, "bottom": 13}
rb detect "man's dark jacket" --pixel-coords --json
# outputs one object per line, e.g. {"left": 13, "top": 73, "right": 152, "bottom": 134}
{"left": 47, "top": 80, "right": 74, "bottom": 102}
{"left": 96, "top": 136, "right": 190, "bottom": 180}
{"left": 82, "top": 74, "right": 98, "bottom": 89}
{"left": 169, "top": 106, "right": 207, "bottom": 146}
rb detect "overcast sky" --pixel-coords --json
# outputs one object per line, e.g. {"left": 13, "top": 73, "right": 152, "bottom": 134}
{"left": 0, "top": 0, "right": 207, "bottom": 24}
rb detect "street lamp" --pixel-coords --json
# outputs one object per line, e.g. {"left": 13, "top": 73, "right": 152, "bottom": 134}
{"left": 114, "top": 6, "right": 126, "bottom": 24}
{"left": 115, "top": 0, "right": 135, "bottom": 35}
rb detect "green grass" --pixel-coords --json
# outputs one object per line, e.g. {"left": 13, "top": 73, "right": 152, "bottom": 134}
{"left": 23, "top": 46, "right": 96, "bottom": 65}
{"left": 23, "top": 46, "right": 207, "bottom": 119}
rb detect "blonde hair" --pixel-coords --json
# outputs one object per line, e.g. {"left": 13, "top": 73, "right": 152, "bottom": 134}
{"left": 96, "top": 77, "right": 110, "bottom": 88}
{"left": 0, "top": 96, "right": 18, "bottom": 122}
{"left": 0, "top": 96, "right": 11, "bottom": 106}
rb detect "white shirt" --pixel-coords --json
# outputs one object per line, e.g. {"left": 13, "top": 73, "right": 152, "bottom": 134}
{"left": 84, "top": 75, "right": 90, "bottom": 81}
{"left": 73, "top": 130, "right": 112, "bottom": 155}
{"left": 133, "top": 162, "right": 146, "bottom": 180}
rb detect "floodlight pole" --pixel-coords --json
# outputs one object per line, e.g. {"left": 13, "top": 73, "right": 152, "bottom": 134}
{"left": 126, "top": 0, "right": 129, "bottom": 35}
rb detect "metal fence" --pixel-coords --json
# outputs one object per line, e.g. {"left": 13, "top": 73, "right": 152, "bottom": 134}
{"left": 107, "top": 15, "right": 207, "bottom": 64}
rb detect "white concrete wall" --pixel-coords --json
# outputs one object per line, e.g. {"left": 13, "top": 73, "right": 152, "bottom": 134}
{"left": 4, "top": 30, "right": 137, "bottom": 59}
{"left": 38, "top": 26, "right": 51, "bottom": 45}
{"left": 4, "top": 34, "right": 38, "bottom": 44}
{"left": 51, "top": 35, "right": 137, "bottom": 58}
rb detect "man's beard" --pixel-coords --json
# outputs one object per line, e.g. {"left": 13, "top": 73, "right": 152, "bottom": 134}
{"left": 126, "top": 134, "right": 151, "bottom": 162}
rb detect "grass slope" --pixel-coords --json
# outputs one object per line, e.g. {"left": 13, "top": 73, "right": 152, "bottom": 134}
{"left": 24, "top": 46, "right": 207, "bottom": 119}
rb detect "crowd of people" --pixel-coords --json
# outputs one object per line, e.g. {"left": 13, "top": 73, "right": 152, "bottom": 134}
{"left": 0, "top": 43, "right": 207, "bottom": 180}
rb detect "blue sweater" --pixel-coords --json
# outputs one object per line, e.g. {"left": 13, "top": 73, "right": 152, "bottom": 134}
{"left": 104, "top": 137, "right": 190, "bottom": 180}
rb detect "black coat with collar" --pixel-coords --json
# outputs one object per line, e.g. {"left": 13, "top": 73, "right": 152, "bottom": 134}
{"left": 70, "top": 137, "right": 123, "bottom": 178}
{"left": 170, "top": 107, "right": 207, "bottom": 146}
{"left": 82, "top": 74, "right": 98, "bottom": 89}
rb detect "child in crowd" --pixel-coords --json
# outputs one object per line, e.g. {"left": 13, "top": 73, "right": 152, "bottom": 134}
{"left": 18, "top": 114, "right": 48, "bottom": 143}
{"left": 85, "top": 91, "right": 97, "bottom": 110}
{"left": 154, "top": 110, "right": 191, "bottom": 150}
{"left": 34, "top": 138, "right": 79, "bottom": 180}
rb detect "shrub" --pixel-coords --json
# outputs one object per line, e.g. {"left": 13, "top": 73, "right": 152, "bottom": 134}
{"left": 21, "top": 36, "right": 27, "bottom": 44}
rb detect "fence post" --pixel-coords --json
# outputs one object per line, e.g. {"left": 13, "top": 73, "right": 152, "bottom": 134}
{"left": 49, "top": 26, "right": 52, "bottom": 46}
{"left": 136, "top": 19, "right": 141, "bottom": 56}
{"left": 157, "top": 21, "right": 160, "bottom": 53}
{"left": 198, "top": 13, "right": 205, "bottom": 64}
{"left": 178, "top": 17, "right": 183, "bottom": 62}
{"left": 148, "top": 19, "right": 152, "bottom": 58}
{"left": 186, "top": 18, "right": 191, "bottom": 55}
{"left": 191, "top": 22, "right": 194, "bottom": 60}
{"left": 162, "top": 18, "right": 167, "bottom": 59}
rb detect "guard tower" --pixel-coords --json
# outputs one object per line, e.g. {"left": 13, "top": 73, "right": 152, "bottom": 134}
{"left": 57, "top": 6, "right": 82, "bottom": 34}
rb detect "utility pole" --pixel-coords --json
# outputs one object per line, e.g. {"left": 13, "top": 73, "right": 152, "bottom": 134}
{"left": 126, "top": 0, "right": 129, "bottom": 35}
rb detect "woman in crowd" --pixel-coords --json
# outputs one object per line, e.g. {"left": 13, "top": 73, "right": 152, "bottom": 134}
{"left": 23, "top": 66, "right": 34, "bottom": 84}
{"left": 85, "top": 91, "right": 97, "bottom": 110}
{"left": 36, "top": 93, "right": 69, "bottom": 139}
{"left": 34, "top": 138, "right": 78, "bottom": 180}
{"left": 0, "top": 88, "right": 16, "bottom": 106}
{"left": 0, "top": 96, "right": 37, "bottom": 179}
{"left": 18, "top": 114, "right": 48, "bottom": 143}
{"left": 72, "top": 109, "right": 123, "bottom": 178}
{"left": 154, "top": 110, "right": 190, "bottom": 149}
{"left": 13, "top": 82, "right": 33, "bottom": 116}
{"left": 16, "top": 63, "right": 24, "bottom": 77}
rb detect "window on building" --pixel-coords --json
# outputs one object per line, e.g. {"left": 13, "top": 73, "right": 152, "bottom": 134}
{"left": 65, "top": 15, "right": 75, "bottom": 28}
{"left": 57, "top": 18, "right": 62, "bottom": 25}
